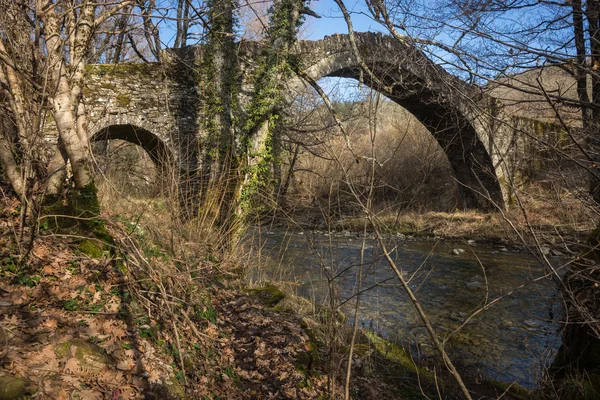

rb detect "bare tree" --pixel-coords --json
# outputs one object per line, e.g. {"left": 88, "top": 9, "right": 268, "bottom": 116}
{"left": 0, "top": 0, "right": 134, "bottom": 211}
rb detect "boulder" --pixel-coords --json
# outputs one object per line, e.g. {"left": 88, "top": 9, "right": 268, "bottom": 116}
{"left": 0, "top": 375, "right": 37, "bottom": 400}
{"left": 55, "top": 338, "right": 113, "bottom": 372}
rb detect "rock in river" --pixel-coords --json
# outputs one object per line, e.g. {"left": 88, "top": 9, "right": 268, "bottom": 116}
{"left": 466, "top": 281, "right": 483, "bottom": 290}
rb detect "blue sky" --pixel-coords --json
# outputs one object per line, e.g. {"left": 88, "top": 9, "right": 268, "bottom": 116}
{"left": 306, "top": 0, "right": 385, "bottom": 39}
{"left": 157, "top": 0, "right": 381, "bottom": 46}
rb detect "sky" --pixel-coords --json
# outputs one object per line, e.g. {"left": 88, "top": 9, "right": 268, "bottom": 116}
{"left": 305, "top": 0, "right": 385, "bottom": 40}
{"left": 157, "top": 0, "right": 380, "bottom": 47}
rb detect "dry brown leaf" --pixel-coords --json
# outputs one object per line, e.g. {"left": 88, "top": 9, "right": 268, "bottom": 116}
{"left": 64, "top": 358, "right": 83, "bottom": 374}
{"left": 116, "top": 360, "right": 134, "bottom": 371}
{"left": 75, "top": 389, "right": 103, "bottom": 400}
{"left": 42, "top": 264, "right": 56, "bottom": 275}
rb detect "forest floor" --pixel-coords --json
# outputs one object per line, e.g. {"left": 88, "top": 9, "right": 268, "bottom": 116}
{"left": 0, "top": 194, "right": 330, "bottom": 399}
{"left": 0, "top": 193, "right": 508, "bottom": 400}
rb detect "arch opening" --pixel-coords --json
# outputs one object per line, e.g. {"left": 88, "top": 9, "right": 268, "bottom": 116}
{"left": 90, "top": 124, "right": 176, "bottom": 197}
{"left": 280, "top": 76, "right": 462, "bottom": 212}
{"left": 91, "top": 124, "right": 175, "bottom": 168}
{"left": 303, "top": 56, "right": 505, "bottom": 211}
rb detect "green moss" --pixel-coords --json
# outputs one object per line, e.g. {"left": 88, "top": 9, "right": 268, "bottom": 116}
{"left": 116, "top": 94, "right": 131, "bottom": 107}
{"left": 485, "top": 379, "right": 532, "bottom": 399}
{"left": 42, "top": 183, "right": 107, "bottom": 233}
{"left": 55, "top": 339, "right": 113, "bottom": 371}
{"left": 41, "top": 184, "right": 114, "bottom": 258}
{"left": 0, "top": 375, "right": 38, "bottom": 400}
{"left": 40, "top": 195, "right": 73, "bottom": 230}
{"left": 71, "top": 182, "right": 100, "bottom": 219}
{"left": 98, "top": 81, "right": 118, "bottom": 91}
{"left": 79, "top": 239, "right": 104, "bottom": 258}
{"left": 164, "top": 376, "right": 186, "bottom": 399}
{"left": 115, "top": 259, "right": 128, "bottom": 274}
{"left": 247, "top": 284, "right": 285, "bottom": 307}
{"left": 295, "top": 339, "right": 319, "bottom": 376}
{"left": 363, "top": 331, "right": 420, "bottom": 374}
{"left": 86, "top": 63, "right": 161, "bottom": 77}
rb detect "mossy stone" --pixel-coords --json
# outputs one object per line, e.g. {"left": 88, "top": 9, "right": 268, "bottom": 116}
{"left": 86, "top": 63, "right": 161, "bottom": 78}
{"left": 41, "top": 183, "right": 114, "bottom": 249}
{"left": 364, "top": 331, "right": 421, "bottom": 374}
{"left": 248, "top": 284, "right": 285, "bottom": 307}
{"left": 78, "top": 239, "right": 104, "bottom": 258}
{"left": 70, "top": 182, "right": 100, "bottom": 220}
{"left": 164, "top": 377, "right": 186, "bottom": 399}
{"left": 41, "top": 183, "right": 100, "bottom": 230}
{"left": 145, "top": 379, "right": 186, "bottom": 400}
{"left": 485, "top": 379, "right": 532, "bottom": 399}
{"left": 0, "top": 375, "right": 37, "bottom": 399}
{"left": 55, "top": 339, "right": 113, "bottom": 371}
{"left": 116, "top": 94, "right": 131, "bottom": 107}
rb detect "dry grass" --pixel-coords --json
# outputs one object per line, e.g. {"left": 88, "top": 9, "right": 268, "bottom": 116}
{"left": 282, "top": 96, "right": 459, "bottom": 212}
{"left": 329, "top": 181, "right": 596, "bottom": 245}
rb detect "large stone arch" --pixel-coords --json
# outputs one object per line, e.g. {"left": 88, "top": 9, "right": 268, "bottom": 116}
{"left": 292, "top": 33, "right": 505, "bottom": 210}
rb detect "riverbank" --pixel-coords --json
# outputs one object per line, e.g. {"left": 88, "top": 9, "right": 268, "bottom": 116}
{"left": 280, "top": 163, "right": 596, "bottom": 250}
{"left": 247, "top": 280, "right": 536, "bottom": 400}
{"left": 276, "top": 206, "right": 593, "bottom": 252}
{"left": 0, "top": 195, "right": 466, "bottom": 399}
{"left": 0, "top": 190, "right": 543, "bottom": 399}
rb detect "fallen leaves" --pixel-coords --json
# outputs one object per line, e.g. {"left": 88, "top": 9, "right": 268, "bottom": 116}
{"left": 0, "top": 199, "right": 335, "bottom": 400}
{"left": 0, "top": 230, "right": 176, "bottom": 399}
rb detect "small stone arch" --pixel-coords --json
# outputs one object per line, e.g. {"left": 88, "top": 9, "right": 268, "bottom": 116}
{"left": 294, "top": 33, "right": 505, "bottom": 210}
{"left": 90, "top": 123, "right": 176, "bottom": 169}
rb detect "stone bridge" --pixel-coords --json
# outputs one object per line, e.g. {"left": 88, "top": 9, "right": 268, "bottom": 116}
{"left": 79, "top": 32, "right": 552, "bottom": 210}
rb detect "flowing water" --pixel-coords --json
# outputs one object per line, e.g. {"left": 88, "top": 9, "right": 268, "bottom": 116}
{"left": 247, "top": 228, "right": 566, "bottom": 389}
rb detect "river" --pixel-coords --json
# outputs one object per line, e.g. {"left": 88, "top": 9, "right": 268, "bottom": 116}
{"left": 246, "top": 228, "right": 567, "bottom": 389}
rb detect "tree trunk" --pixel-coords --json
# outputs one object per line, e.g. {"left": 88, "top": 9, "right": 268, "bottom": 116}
{"left": 44, "top": 3, "right": 93, "bottom": 190}
{"left": 0, "top": 133, "right": 24, "bottom": 197}
{"left": 586, "top": 0, "right": 600, "bottom": 202}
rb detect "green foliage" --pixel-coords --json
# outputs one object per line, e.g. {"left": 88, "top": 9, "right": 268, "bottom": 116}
{"left": 242, "top": 0, "right": 307, "bottom": 133}
{"left": 197, "top": 0, "right": 309, "bottom": 233}
{"left": 238, "top": 131, "right": 278, "bottom": 216}
{"left": 0, "top": 255, "right": 18, "bottom": 277}
{"left": 17, "top": 274, "right": 40, "bottom": 287}
{"left": 194, "top": 305, "right": 217, "bottom": 324}
{"left": 190, "top": 293, "right": 218, "bottom": 324}
{"left": 63, "top": 298, "right": 79, "bottom": 311}
{"left": 233, "top": 0, "right": 309, "bottom": 221}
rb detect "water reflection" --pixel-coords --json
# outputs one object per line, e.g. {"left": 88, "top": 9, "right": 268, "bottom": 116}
{"left": 247, "top": 229, "right": 566, "bottom": 389}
